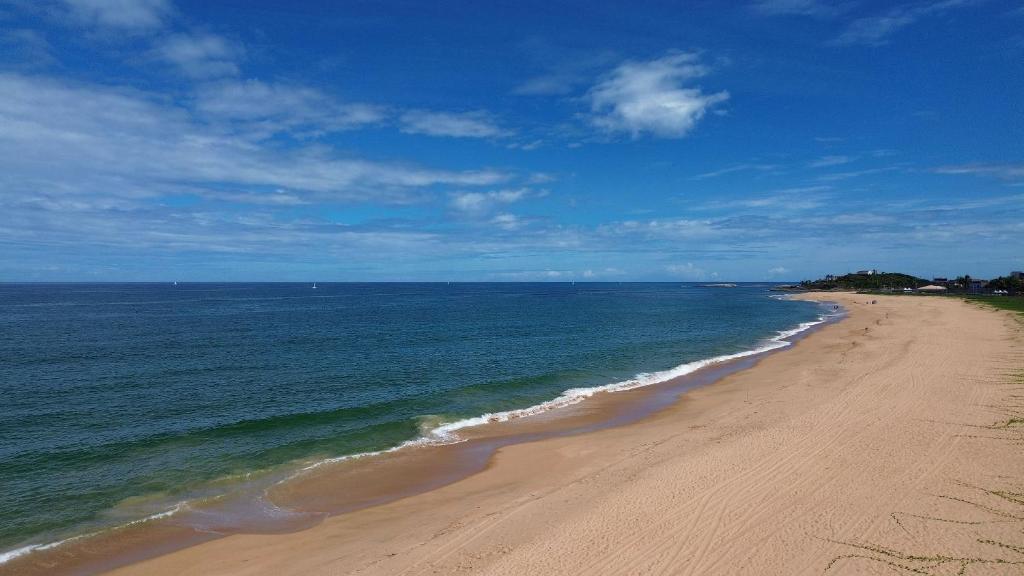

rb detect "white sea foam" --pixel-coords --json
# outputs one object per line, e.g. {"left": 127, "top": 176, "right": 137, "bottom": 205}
{"left": 2, "top": 302, "right": 841, "bottom": 565}
{"left": 303, "top": 304, "right": 841, "bottom": 472}
{"left": 0, "top": 502, "right": 188, "bottom": 566}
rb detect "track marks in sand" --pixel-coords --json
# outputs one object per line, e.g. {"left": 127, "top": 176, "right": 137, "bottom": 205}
{"left": 375, "top": 297, "right": 1022, "bottom": 576}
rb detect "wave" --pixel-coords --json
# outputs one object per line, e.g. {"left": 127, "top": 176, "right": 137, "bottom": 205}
{"left": 0, "top": 301, "right": 841, "bottom": 566}
{"left": 0, "top": 502, "right": 186, "bottom": 565}
{"left": 302, "top": 303, "right": 839, "bottom": 471}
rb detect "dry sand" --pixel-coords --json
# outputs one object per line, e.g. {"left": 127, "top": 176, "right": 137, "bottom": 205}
{"left": 100, "top": 293, "right": 1024, "bottom": 575}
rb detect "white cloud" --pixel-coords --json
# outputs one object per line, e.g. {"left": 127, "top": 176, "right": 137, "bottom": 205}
{"left": 587, "top": 53, "right": 728, "bottom": 139}
{"left": 61, "top": 0, "right": 172, "bottom": 31}
{"left": 808, "top": 155, "right": 853, "bottom": 168}
{"left": 0, "top": 29, "right": 56, "bottom": 68}
{"left": 194, "top": 80, "right": 386, "bottom": 137}
{"left": 693, "top": 163, "right": 779, "bottom": 180}
{"left": 0, "top": 73, "right": 508, "bottom": 207}
{"left": 933, "top": 164, "right": 1024, "bottom": 182}
{"left": 816, "top": 166, "right": 900, "bottom": 181}
{"left": 766, "top": 266, "right": 790, "bottom": 277}
{"left": 154, "top": 33, "right": 242, "bottom": 77}
{"left": 490, "top": 213, "right": 524, "bottom": 230}
{"left": 603, "top": 218, "right": 722, "bottom": 240}
{"left": 514, "top": 75, "right": 579, "bottom": 96}
{"left": 665, "top": 262, "right": 709, "bottom": 280}
{"left": 750, "top": 0, "right": 840, "bottom": 17}
{"left": 831, "top": 1, "right": 978, "bottom": 47}
{"left": 699, "top": 187, "right": 832, "bottom": 212}
{"left": 580, "top": 267, "right": 625, "bottom": 279}
{"left": 449, "top": 188, "right": 532, "bottom": 215}
{"left": 490, "top": 269, "right": 573, "bottom": 280}
{"left": 399, "top": 110, "right": 507, "bottom": 138}
{"left": 511, "top": 42, "right": 618, "bottom": 97}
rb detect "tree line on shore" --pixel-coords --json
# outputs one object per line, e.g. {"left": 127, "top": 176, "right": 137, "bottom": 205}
{"left": 798, "top": 272, "right": 1022, "bottom": 295}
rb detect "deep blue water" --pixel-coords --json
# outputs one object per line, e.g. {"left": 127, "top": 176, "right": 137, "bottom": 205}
{"left": 0, "top": 282, "right": 823, "bottom": 554}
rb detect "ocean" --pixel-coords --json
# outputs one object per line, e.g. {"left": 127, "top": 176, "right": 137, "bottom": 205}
{"left": 0, "top": 282, "right": 828, "bottom": 560}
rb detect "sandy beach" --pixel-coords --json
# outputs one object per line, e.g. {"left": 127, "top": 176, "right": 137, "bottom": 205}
{"left": 17, "top": 293, "right": 1024, "bottom": 575}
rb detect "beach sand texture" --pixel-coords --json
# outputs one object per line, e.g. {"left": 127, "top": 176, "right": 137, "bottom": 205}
{"left": 77, "top": 294, "right": 1024, "bottom": 574}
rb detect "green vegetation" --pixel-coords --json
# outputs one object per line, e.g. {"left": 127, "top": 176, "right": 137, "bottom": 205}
{"left": 800, "top": 272, "right": 925, "bottom": 291}
{"left": 985, "top": 275, "right": 1024, "bottom": 294}
{"left": 824, "top": 370, "right": 1024, "bottom": 575}
{"left": 965, "top": 296, "right": 1024, "bottom": 315}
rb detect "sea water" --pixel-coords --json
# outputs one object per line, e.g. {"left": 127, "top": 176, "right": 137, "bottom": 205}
{"left": 0, "top": 282, "right": 827, "bottom": 559}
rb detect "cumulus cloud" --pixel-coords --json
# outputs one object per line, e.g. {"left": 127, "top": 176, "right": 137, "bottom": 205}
{"left": 61, "top": 0, "right": 172, "bottom": 31}
{"left": 194, "top": 80, "right": 386, "bottom": 137}
{"left": 587, "top": 53, "right": 728, "bottom": 138}
{"left": 154, "top": 32, "right": 242, "bottom": 77}
{"left": 399, "top": 110, "right": 507, "bottom": 138}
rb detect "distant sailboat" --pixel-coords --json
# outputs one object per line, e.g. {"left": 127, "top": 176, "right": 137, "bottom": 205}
{"left": 173, "top": 281, "right": 177, "bottom": 286}
{"left": 312, "top": 282, "right": 317, "bottom": 289}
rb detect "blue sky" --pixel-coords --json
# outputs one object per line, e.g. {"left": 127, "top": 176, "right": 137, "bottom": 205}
{"left": 0, "top": 0, "right": 1022, "bottom": 281}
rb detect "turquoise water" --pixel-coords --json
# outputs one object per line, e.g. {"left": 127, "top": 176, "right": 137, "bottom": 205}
{"left": 0, "top": 282, "right": 825, "bottom": 556}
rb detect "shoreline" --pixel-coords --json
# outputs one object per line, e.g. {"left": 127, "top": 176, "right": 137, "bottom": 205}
{"left": 8, "top": 293, "right": 1024, "bottom": 574}
{"left": 0, "top": 297, "right": 838, "bottom": 575}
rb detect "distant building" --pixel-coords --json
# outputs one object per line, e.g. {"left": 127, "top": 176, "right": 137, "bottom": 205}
{"left": 855, "top": 269, "right": 877, "bottom": 275}
{"left": 918, "top": 285, "right": 947, "bottom": 293}
{"left": 1011, "top": 271, "right": 1023, "bottom": 280}
{"left": 932, "top": 277, "right": 948, "bottom": 283}
{"left": 969, "top": 279, "right": 988, "bottom": 294}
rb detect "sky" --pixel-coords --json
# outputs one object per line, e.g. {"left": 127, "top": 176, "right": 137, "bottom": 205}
{"left": 0, "top": 0, "right": 1022, "bottom": 282}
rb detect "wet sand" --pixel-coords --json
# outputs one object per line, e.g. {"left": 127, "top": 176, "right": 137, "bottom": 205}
{"left": 12, "top": 293, "right": 1024, "bottom": 575}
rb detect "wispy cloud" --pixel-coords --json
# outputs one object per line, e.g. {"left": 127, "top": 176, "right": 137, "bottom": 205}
{"left": 750, "top": 0, "right": 844, "bottom": 18}
{"left": 816, "top": 166, "right": 900, "bottom": 181}
{"left": 194, "top": 80, "right": 386, "bottom": 137}
{"left": 587, "top": 53, "right": 729, "bottom": 139}
{"left": 399, "top": 110, "right": 507, "bottom": 139}
{"left": 512, "top": 40, "right": 617, "bottom": 96}
{"left": 934, "top": 163, "right": 1024, "bottom": 182}
{"left": 153, "top": 32, "right": 242, "bottom": 77}
{"left": 808, "top": 154, "right": 854, "bottom": 167}
{"left": 514, "top": 75, "right": 580, "bottom": 97}
{"left": 665, "top": 262, "right": 712, "bottom": 280}
{"left": 601, "top": 218, "right": 723, "bottom": 240}
{"left": 698, "top": 186, "right": 832, "bottom": 211}
{"left": 693, "top": 163, "right": 779, "bottom": 180}
{"left": 831, "top": 0, "right": 979, "bottom": 47}
{"left": 0, "top": 73, "right": 509, "bottom": 208}
{"left": 1, "top": 28, "right": 57, "bottom": 69}
{"left": 60, "top": 0, "right": 172, "bottom": 31}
